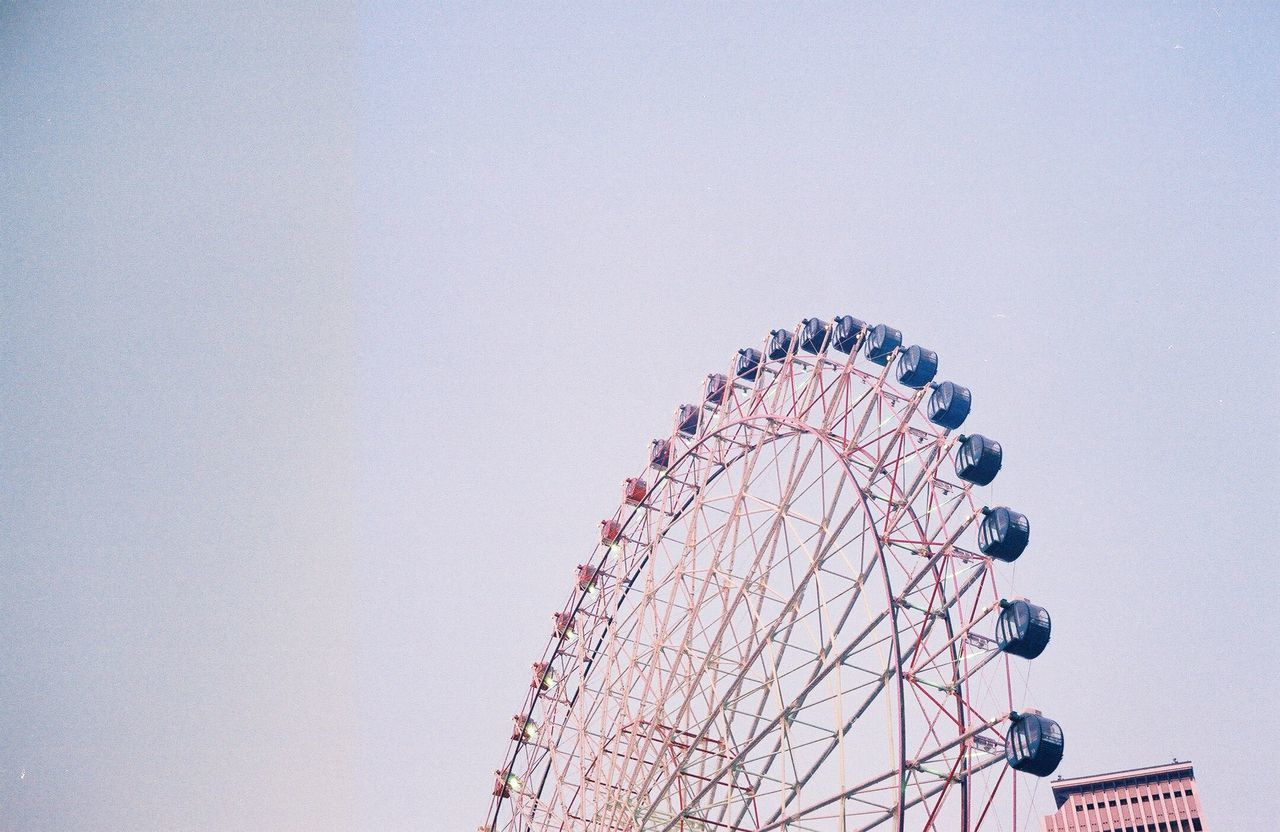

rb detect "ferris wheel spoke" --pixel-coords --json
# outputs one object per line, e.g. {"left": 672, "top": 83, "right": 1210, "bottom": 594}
{"left": 658, "top": 533, "right": 893, "bottom": 829}
{"left": 793, "top": 363, "right": 844, "bottom": 427}
{"left": 627, "top": 428, "right": 829, "bottom": 810}
{"left": 855, "top": 751, "right": 1007, "bottom": 832}
{"left": 885, "top": 479, "right": 972, "bottom": 542}
{"left": 637, "top": 437, "right": 881, "bottom": 827}
{"left": 877, "top": 444, "right": 959, "bottom": 537}
{"left": 744, "top": 538, "right": 993, "bottom": 822}
{"left": 907, "top": 588, "right": 1002, "bottom": 677}
{"left": 733, "top": 535, "right": 984, "bottom": 821}
{"left": 779, "top": 355, "right": 826, "bottom": 422}
{"left": 716, "top": 545, "right": 885, "bottom": 814}
{"left": 753, "top": 709, "right": 1010, "bottom": 832}
{"left": 842, "top": 365, "right": 897, "bottom": 448}
{"left": 591, "top": 436, "right": 771, "bottom": 724}
{"left": 583, "top": 421, "right": 811, "bottom": 820}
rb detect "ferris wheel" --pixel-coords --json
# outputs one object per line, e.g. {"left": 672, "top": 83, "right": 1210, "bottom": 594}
{"left": 482, "top": 316, "right": 1064, "bottom": 832}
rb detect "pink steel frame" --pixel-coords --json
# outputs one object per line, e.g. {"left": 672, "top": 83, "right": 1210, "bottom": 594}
{"left": 482, "top": 321, "right": 1032, "bottom": 832}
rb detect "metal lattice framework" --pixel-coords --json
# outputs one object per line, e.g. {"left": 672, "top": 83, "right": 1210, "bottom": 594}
{"left": 483, "top": 318, "right": 1054, "bottom": 832}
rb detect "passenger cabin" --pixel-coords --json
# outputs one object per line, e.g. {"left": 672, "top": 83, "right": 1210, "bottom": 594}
{"left": 704, "top": 373, "right": 728, "bottom": 405}
{"left": 832, "top": 315, "right": 867, "bottom": 354}
{"left": 864, "top": 324, "right": 903, "bottom": 365}
{"left": 623, "top": 477, "right": 648, "bottom": 505}
{"left": 955, "top": 434, "right": 1002, "bottom": 485}
{"left": 553, "top": 611, "right": 577, "bottom": 641}
{"left": 736, "top": 348, "right": 762, "bottom": 381}
{"left": 578, "top": 563, "right": 601, "bottom": 588}
{"left": 599, "top": 519, "right": 622, "bottom": 545}
{"left": 768, "top": 328, "right": 796, "bottom": 360}
{"left": 896, "top": 345, "right": 939, "bottom": 388}
{"left": 511, "top": 714, "right": 538, "bottom": 742}
{"left": 531, "top": 662, "right": 557, "bottom": 691}
{"left": 997, "top": 599, "right": 1052, "bottom": 659}
{"left": 979, "top": 506, "right": 1030, "bottom": 562}
{"left": 649, "top": 438, "right": 672, "bottom": 470}
{"left": 493, "top": 768, "right": 521, "bottom": 798}
{"left": 927, "top": 381, "right": 971, "bottom": 430}
{"left": 676, "top": 404, "right": 700, "bottom": 437}
{"left": 576, "top": 564, "right": 599, "bottom": 593}
{"left": 1005, "top": 712, "right": 1064, "bottom": 777}
{"left": 799, "top": 318, "right": 830, "bottom": 354}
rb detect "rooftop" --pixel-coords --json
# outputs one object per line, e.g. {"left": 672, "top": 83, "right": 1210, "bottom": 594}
{"left": 1050, "top": 761, "right": 1195, "bottom": 808}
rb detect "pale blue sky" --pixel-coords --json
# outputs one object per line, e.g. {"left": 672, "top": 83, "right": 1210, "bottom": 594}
{"left": 4, "top": 2, "right": 1278, "bottom": 830}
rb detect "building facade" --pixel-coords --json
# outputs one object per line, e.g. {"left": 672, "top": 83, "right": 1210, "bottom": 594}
{"left": 1041, "top": 761, "right": 1204, "bottom": 832}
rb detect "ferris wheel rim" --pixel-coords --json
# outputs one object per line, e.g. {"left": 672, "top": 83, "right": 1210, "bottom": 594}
{"left": 495, "top": 378, "right": 987, "bottom": 825}
{"left": 484, "top": 318, "right": 1047, "bottom": 832}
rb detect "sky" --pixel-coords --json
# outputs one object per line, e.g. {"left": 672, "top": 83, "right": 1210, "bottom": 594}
{"left": 3, "top": 2, "right": 1278, "bottom": 831}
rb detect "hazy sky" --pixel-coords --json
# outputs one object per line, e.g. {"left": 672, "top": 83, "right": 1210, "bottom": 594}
{"left": 4, "top": 2, "right": 1278, "bottom": 831}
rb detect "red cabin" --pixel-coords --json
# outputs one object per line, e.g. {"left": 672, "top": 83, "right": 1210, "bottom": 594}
{"left": 623, "top": 477, "right": 648, "bottom": 505}
{"left": 493, "top": 767, "right": 524, "bottom": 797}
{"left": 511, "top": 713, "right": 537, "bottom": 742}
{"left": 530, "top": 661, "right": 556, "bottom": 691}
{"left": 600, "top": 519, "right": 622, "bottom": 545}
{"left": 576, "top": 563, "right": 599, "bottom": 592}
{"left": 553, "top": 611, "right": 576, "bottom": 640}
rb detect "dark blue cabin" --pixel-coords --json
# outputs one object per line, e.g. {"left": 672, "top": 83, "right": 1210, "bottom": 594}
{"left": 736, "top": 348, "right": 762, "bottom": 381}
{"left": 864, "top": 324, "right": 903, "bottom": 365}
{"left": 996, "top": 599, "right": 1051, "bottom": 660}
{"left": 676, "top": 404, "right": 700, "bottom": 437}
{"left": 799, "top": 318, "right": 830, "bottom": 354}
{"left": 978, "top": 507, "right": 1030, "bottom": 562}
{"left": 927, "top": 381, "right": 971, "bottom": 430}
{"left": 831, "top": 315, "right": 867, "bottom": 354}
{"left": 896, "top": 345, "right": 939, "bottom": 388}
{"left": 955, "top": 434, "right": 1002, "bottom": 486}
{"left": 768, "top": 328, "right": 796, "bottom": 360}
{"left": 650, "top": 438, "right": 672, "bottom": 470}
{"left": 1005, "top": 713, "right": 1064, "bottom": 777}
{"left": 704, "top": 373, "right": 728, "bottom": 405}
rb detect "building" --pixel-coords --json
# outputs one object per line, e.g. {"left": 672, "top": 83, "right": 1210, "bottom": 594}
{"left": 1041, "top": 760, "right": 1204, "bottom": 832}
